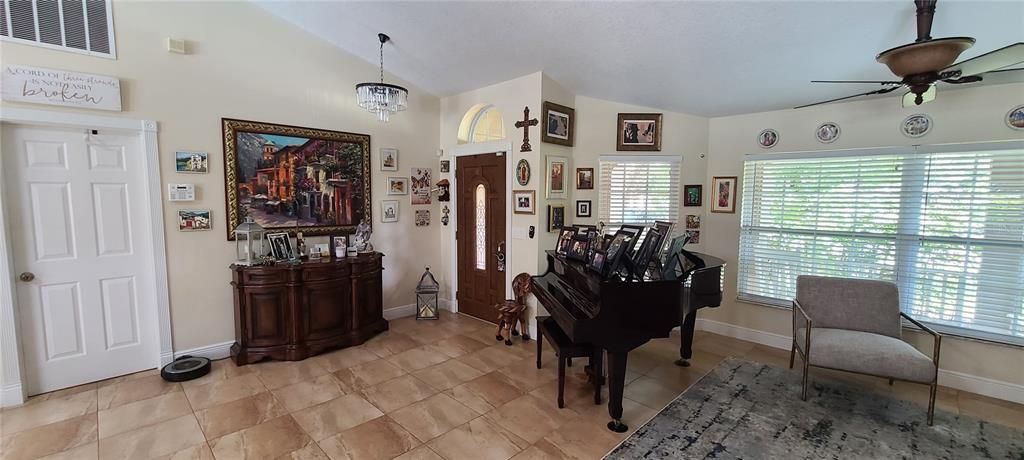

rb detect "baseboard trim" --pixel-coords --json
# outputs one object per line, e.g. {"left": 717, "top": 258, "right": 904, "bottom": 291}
{"left": 696, "top": 318, "right": 791, "bottom": 350}
{"left": 1, "top": 382, "right": 24, "bottom": 407}
{"left": 695, "top": 318, "right": 1024, "bottom": 404}
{"left": 384, "top": 303, "right": 416, "bottom": 320}
{"left": 173, "top": 341, "right": 234, "bottom": 361}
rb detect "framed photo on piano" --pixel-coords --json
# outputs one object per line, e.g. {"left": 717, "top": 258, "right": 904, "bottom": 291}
{"left": 588, "top": 249, "right": 607, "bottom": 275}
{"left": 555, "top": 228, "right": 577, "bottom": 256}
{"left": 566, "top": 235, "right": 590, "bottom": 262}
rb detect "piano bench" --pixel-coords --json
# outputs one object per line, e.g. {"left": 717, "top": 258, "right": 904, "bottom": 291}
{"left": 536, "top": 316, "right": 603, "bottom": 409}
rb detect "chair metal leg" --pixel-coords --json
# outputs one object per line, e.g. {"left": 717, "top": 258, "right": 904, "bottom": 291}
{"left": 789, "top": 342, "right": 796, "bottom": 369}
{"left": 927, "top": 382, "right": 937, "bottom": 426}
{"left": 801, "top": 359, "right": 810, "bottom": 401}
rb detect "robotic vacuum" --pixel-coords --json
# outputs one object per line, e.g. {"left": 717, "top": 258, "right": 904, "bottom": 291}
{"left": 160, "top": 355, "right": 211, "bottom": 382}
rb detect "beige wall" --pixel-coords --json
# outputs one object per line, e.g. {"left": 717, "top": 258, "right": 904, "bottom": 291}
{"left": 0, "top": 1, "right": 443, "bottom": 351}
{"left": 702, "top": 83, "right": 1024, "bottom": 386}
{"left": 571, "top": 95, "right": 710, "bottom": 251}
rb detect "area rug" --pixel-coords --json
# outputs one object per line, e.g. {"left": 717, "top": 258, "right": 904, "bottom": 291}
{"left": 606, "top": 358, "right": 1024, "bottom": 459}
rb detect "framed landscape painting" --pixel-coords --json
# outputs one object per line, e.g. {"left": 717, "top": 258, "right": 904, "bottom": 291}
{"left": 222, "top": 118, "right": 371, "bottom": 240}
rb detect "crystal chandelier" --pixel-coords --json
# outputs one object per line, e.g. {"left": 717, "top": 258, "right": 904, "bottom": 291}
{"left": 356, "top": 33, "right": 408, "bottom": 123}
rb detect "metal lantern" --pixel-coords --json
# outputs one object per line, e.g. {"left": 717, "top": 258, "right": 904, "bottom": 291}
{"left": 415, "top": 266, "right": 440, "bottom": 320}
{"left": 234, "top": 217, "right": 266, "bottom": 266}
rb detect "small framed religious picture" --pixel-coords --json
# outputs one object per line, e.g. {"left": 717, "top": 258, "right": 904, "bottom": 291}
{"left": 513, "top": 190, "right": 536, "bottom": 215}
{"left": 711, "top": 176, "right": 738, "bottom": 213}
{"left": 267, "top": 232, "right": 293, "bottom": 260}
{"left": 617, "top": 113, "right": 662, "bottom": 151}
{"left": 541, "top": 101, "right": 575, "bottom": 147}
{"left": 380, "top": 148, "right": 398, "bottom": 171}
{"left": 440, "top": 159, "right": 450, "bottom": 173}
{"left": 684, "top": 184, "right": 702, "bottom": 207}
{"left": 515, "top": 159, "right": 531, "bottom": 186}
{"left": 576, "top": 168, "right": 594, "bottom": 190}
{"left": 546, "top": 156, "right": 568, "bottom": 199}
{"left": 381, "top": 200, "right": 399, "bottom": 223}
{"left": 576, "top": 200, "right": 592, "bottom": 218}
{"left": 548, "top": 204, "right": 565, "bottom": 232}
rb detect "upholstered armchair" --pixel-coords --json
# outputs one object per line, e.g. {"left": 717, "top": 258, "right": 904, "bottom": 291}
{"left": 789, "top": 275, "right": 942, "bottom": 425}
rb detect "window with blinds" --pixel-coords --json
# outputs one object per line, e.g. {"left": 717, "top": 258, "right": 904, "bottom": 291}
{"left": 598, "top": 156, "right": 680, "bottom": 230}
{"left": 0, "top": 0, "right": 115, "bottom": 58}
{"left": 738, "top": 146, "right": 1024, "bottom": 345}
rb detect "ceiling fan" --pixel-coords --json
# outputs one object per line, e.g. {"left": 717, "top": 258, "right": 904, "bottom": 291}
{"left": 796, "top": 0, "right": 1024, "bottom": 109}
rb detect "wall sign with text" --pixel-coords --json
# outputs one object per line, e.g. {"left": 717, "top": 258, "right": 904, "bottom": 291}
{"left": 1, "top": 64, "right": 122, "bottom": 111}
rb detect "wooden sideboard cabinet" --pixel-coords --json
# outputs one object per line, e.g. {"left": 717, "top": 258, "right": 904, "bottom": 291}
{"left": 230, "top": 253, "right": 387, "bottom": 365}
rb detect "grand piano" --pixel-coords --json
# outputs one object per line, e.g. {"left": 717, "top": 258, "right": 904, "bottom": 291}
{"left": 531, "top": 247, "right": 725, "bottom": 432}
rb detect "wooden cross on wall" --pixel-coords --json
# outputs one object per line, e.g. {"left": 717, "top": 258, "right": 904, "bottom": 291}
{"left": 514, "top": 106, "right": 539, "bottom": 152}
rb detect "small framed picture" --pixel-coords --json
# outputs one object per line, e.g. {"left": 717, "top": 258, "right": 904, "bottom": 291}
{"left": 380, "top": 148, "right": 398, "bottom": 171}
{"left": 588, "top": 249, "right": 607, "bottom": 275}
{"left": 686, "top": 215, "right": 701, "bottom": 229}
{"left": 548, "top": 204, "right": 565, "bottom": 232}
{"left": 415, "top": 209, "right": 430, "bottom": 227}
{"left": 381, "top": 200, "right": 399, "bottom": 223}
{"left": 555, "top": 228, "right": 577, "bottom": 256}
{"left": 685, "top": 230, "right": 701, "bottom": 244}
{"left": 711, "top": 176, "right": 738, "bottom": 213}
{"left": 1007, "top": 104, "right": 1024, "bottom": 130}
{"left": 541, "top": 101, "right": 575, "bottom": 147}
{"left": 515, "top": 159, "right": 531, "bottom": 186}
{"left": 178, "top": 209, "right": 211, "bottom": 231}
{"left": 513, "top": 190, "right": 536, "bottom": 215}
{"left": 617, "top": 113, "right": 662, "bottom": 151}
{"left": 411, "top": 168, "right": 432, "bottom": 205}
{"left": 566, "top": 235, "right": 590, "bottom": 262}
{"left": 267, "top": 232, "right": 293, "bottom": 260}
{"left": 546, "top": 156, "right": 568, "bottom": 199}
{"left": 576, "top": 168, "right": 594, "bottom": 190}
{"left": 684, "top": 184, "right": 702, "bottom": 207}
{"left": 576, "top": 200, "right": 592, "bottom": 218}
{"left": 387, "top": 177, "right": 408, "bottom": 195}
{"left": 175, "top": 151, "right": 208, "bottom": 174}
{"left": 440, "top": 159, "right": 450, "bottom": 173}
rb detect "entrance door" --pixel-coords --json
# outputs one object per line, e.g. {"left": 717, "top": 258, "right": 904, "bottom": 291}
{"left": 3, "top": 124, "right": 157, "bottom": 394}
{"left": 456, "top": 153, "right": 506, "bottom": 322}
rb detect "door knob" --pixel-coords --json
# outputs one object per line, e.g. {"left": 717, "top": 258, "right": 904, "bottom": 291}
{"left": 19, "top": 272, "right": 35, "bottom": 282}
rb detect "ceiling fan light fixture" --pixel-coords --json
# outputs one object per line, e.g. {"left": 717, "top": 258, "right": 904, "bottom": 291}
{"left": 355, "top": 33, "right": 409, "bottom": 123}
{"left": 876, "top": 37, "right": 975, "bottom": 77}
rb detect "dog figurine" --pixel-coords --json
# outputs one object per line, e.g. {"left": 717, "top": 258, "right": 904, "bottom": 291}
{"left": 495, "top": 273, "right": 532, "bottom": 346}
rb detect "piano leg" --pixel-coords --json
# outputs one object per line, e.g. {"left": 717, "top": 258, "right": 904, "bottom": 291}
{"left": 606, "top": 350, "right": 629, "bottom": 433}
{"left": 675, "top": 310, "right": 698, "bottom": 367}
{"left": 590, "top": 349, "right": 604, "bottom": 405}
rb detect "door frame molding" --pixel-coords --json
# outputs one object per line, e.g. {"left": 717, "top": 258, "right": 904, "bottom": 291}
{"left": 0, "top": 107, "right": 172, "bottom": 406}
{"left": 448, "top": 140, "right": 513, "bottom": 316}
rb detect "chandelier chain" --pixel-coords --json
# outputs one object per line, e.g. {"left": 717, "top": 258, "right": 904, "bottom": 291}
{"left": 379, "top": 40, "right": 384, "bottom": 84}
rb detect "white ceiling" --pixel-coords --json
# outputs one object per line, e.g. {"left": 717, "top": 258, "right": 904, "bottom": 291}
{"left": 258, "top": 1, "right": 1024, "bottom": 117}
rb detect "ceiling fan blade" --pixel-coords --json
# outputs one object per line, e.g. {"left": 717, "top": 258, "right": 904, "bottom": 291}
{"left": 941, "top": 42, "right": 1024, "bottom": 78}
{"left": 942, "top": 75, "right": 982, "bottom": 84}
{"left": 794, "top": 86, "right": 902, "bottom": 109}
{"left": 985, "top": 67, "right": 1023, "bottom": 74}
{"left": 811, "top": 80, "right": 903, "bottom": 85}
{"left": 902, "top": 85, "right": 936, "bottom": 107}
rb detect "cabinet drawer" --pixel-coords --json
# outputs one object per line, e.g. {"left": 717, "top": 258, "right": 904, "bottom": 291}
{"left": 241, "top": 269, "right": 287, "bottom": 285}
{"left": 303, "top": 265, "right": 349, "bottom": 282}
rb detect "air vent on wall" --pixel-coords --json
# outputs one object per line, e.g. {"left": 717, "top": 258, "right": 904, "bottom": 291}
{"left": 0, "top": 0, "right": 115, "bottom": 58}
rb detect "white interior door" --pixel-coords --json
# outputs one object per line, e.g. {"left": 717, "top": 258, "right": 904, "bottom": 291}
{"left": 2, "top": 124, "right": 157, "bottom": 395}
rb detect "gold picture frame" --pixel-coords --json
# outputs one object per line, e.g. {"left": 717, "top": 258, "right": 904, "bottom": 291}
{"left": 222, "top": 118, "right": 371, "bottom": 240}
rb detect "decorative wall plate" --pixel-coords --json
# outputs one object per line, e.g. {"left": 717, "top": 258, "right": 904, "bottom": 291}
{"left": 815, "top": 122, "right": 840, "bottom": 144}
{"left": 1007, "top": 105, "right": 1024, "bottom": 131}
{"left": 901, "top": 114, "right": 932, "bottom": 138}
{"left": 516, "top": 159, "right": 530, "bottom": 186}
{"left": 757, "top": 129, "right": 779, "bottom": 149}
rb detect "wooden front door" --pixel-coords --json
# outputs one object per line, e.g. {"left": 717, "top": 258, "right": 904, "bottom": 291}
{"left": 456, "top": 153, "right": 506, "bottom": 322}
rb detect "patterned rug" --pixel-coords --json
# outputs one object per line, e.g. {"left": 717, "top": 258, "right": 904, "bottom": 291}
{"left": 606, "top": 358, "right": 1024, "bottom": 459}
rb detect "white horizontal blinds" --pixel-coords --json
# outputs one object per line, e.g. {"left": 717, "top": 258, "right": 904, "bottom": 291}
{"left": 0, "top": 0, "right": 114, "bottom": 57}
{"left": 739, "top": 148, "right": 1024, "bottom": 344}
{"left": 599, "top": 157, "right": 680, "bottom": 230}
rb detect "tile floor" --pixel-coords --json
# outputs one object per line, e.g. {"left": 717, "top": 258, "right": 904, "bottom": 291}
{"left": 2, "top": 313, "right": 1022, "bottom": 459}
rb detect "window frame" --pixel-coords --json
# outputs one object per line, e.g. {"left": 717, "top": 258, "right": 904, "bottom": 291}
{"left": 1, "top": 0, "right": 117, "bottom": 59}
{"left": 737, "top": 140, "right": 1024, "bottom": 346}
{"left": 598, "top": 154, "right": 682, "bottom": 231}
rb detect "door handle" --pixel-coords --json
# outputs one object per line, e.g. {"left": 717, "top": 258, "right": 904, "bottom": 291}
{"left": 495, "top": 242, "right": 506, "bottom": 272}
{"left": 19, "top": 272, "right": 35, "bottom": 282}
